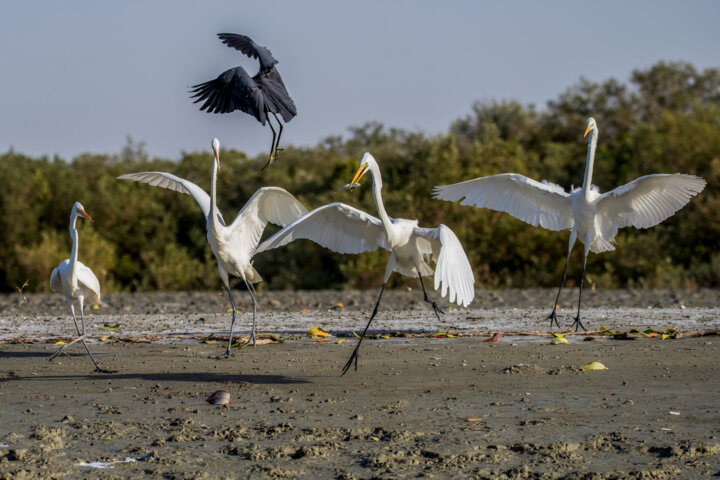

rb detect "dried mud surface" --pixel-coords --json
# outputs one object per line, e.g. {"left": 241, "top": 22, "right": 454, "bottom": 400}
{"left": 1, "top": 289, "right": 719, "bottom": 479}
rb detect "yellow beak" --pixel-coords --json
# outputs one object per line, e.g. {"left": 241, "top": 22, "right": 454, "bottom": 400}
{"left": 214, "top": 150, "right": 221, "bottom": 171}
{"left": 349, "top": 164, "right": 368, "bottom": 190}
{"left": 584, "top": 123, "right": 594, "bottom": 138}
{"left": 80, "top": 210, "right": 93, "bottom": 222}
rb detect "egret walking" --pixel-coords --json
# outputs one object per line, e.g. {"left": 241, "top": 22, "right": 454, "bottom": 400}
{"left": 49, "top": 202, "right": 109, "bottom": 372}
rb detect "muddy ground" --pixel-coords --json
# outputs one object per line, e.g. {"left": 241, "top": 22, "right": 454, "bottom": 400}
{"left": 0, "top": 289, "right": 719, "bottom": 479}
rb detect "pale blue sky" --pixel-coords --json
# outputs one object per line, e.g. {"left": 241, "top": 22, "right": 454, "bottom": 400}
{"left": 1, "top": 1, "right": 719, "bottom": 160}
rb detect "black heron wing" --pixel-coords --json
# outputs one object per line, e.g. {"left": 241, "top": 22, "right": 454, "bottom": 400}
{"left": 254, "top": 68, "right": 297, "bottom": 122}
{"left": 217, "top": 33, "right": 278, "bottom": 71}
{"left": 189, "top": 66, "right": 268, "bottom": 123}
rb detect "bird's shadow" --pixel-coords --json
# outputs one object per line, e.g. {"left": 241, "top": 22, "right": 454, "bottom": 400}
{"left": 0, "top": 371, "right": 309, "bottom": 385}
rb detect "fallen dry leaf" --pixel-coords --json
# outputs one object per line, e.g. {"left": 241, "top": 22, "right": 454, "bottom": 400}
{"left": 581, "top": 361, "right": 608, "bottom": 370}
{"left": 307, "top": 327, "right": 332, "bottom": 338}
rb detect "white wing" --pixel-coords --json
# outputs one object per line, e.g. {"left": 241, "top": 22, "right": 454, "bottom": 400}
{"left": 76, "top": 261, "right": 101, "bottom": 304}
{"left": 596, "top": 174, "right": 706, "bottom": 241}
{"left": 229, "top": 187, "right": 308, "bottom": 250}
{"left": 414, "top": 225, "right": 475, "bottom": 307}
{"left": 433, "top": 173, "right": 573, "bottom": 231}
{"left": 117, "top": 171, "right": 212, "bottom": 218}
{"left": 255, "top": 202, "right": 389, "bottom": 255}
{"left": 49, "top": 266, "right": 62, "bottom": 292}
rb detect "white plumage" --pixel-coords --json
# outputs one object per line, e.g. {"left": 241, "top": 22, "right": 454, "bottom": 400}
{"left": 256, "top": 152, "right": 475, "bottom": 373}
{"left": 434, "top": 117, "right": 705, "bottom": 330}
{"left": 118, "top": 138, "right": 307, "bottom": 355}
{"left": 49, "top": 202, "right": 108, "bottom": 372}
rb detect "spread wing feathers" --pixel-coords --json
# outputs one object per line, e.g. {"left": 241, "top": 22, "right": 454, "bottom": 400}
{"left": 190, "top": 67, "right": 268, "bottom": 122}
{"left": 230, "top": 187, "right": 308, "bottom": 250}
{"left": 255, "top": 68, "right": 297, "bottom": 122}
{"left": 217, "top": 33, "right": 278, "bottom": 70}
{"left": 255, "top": 202, "right": 389, "bottom": 255}
{"left": 434, "top": 173, "right": 573, "bottom": 231}
{"left": 117, "top": 171, "right": 213, "bottom": 219}
{"left": 596, "top": 174, "right": 706, "bottom": 241}
{"left": 76, "top": 261, "right": 102, "bottom": 304}
{"left": 414, "top": 225, "right": 475, "bottom": 307}
{"left": 49, "top": 267, "right": 61, "bottom": 292}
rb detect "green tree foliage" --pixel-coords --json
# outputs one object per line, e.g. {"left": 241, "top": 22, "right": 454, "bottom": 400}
{"left": 0, "top": 62, "right": 717, "bottom": 292}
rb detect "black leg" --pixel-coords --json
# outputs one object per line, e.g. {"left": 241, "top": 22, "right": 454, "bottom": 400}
{"left": 243, "top": 280, "right": 257, "bottom": 347}
{"left": 262, "top": 116, "right": 278, "bottom": 171}
{"left": 418, "top": 272, "right": 444, "bottom": 320}
{"left": 571, "top": 253, "right": 589, "bottom": 332}
{"left": 341, "top": 283, "right": 386, "bottom": 376}
{"left": 547, "top": 256, "right": 569, "bottom": 329}
{"left": 224, "top": 286, "right": 238, "bottom": 357}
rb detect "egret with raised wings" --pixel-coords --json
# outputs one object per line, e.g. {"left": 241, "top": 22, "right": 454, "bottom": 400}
{"left": 434, "top": 117, "right": 706, "bottom": 331}
{"left": 255, "top": 152, "right": 475, "bottom": 374}
{"left": 49, "top": 202, "right": 110, "bottom": 372}
{"left": 190, "top": 33, "right": 297, "bottom": 169}
{"left": 118, "top": 138, "right": 307, "bottom": 355}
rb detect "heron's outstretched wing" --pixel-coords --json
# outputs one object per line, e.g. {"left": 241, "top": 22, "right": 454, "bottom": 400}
{"left": 76, "top": 261, "right": 101, "bottom": 304}
{"left": 190, "top": 67, "right": 269, "bottom": 123}
{"left": 414, "top": 225, "right": 475, "bottom": 307}
{"left": 596, "top": 174, "right": 706, "bottom": 241}
{"left": 217, "top": 33, "right": 278, "bottom": 70}
{"left": 255, "top": 202, "right": 389, "bottom": 255}
{"left": 117, "top": 171, "right": 212, "bottom": 219}
{"left": 230, "top": 187, "right": 308, "bottom": 251}
{"left": 433, "top": 173, "right": 573, "bottom": 231}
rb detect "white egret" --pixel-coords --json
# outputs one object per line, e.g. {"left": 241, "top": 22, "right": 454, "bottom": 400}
{"left": 434, "top": 117, "right": 706, "bottom": 330}
{"left": 118, "top": 138, "right": 307, "bottom": 355}
{"left": 49, "top": 202, "right": 109, "bottom": 372}
{"left": 255, "top": 152, "right": 475, "bottom": 374}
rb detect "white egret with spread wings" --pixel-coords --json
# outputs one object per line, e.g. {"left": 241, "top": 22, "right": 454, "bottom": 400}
{"left": 255, "top": 152, "right": 475, "bottom": 374}
{"left": 434, "top": 117, "right": 706, "bottom": 330}
{"left": 49, "top": 202, "right": 110, "bottom": 372}
{"left": 118, "top": 138, "right": 307, "bottom": 355}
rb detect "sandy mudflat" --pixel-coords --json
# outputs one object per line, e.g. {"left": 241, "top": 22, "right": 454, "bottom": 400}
{"left": 0, "top": 289, "right": 719, "bottom": 479}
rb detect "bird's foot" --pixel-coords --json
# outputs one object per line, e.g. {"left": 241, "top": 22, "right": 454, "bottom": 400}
{"left": 49, "top": 335, "right": 86, "bottom": 360}
{"left": 546, "top": 309, "right": 562, "bottom": 330}
{"left": 341, "top": 347, "right": 360, "bottom": 376}
{"left": 430, "top": 301, "right": 445, "bottom": 320}
{"left": 242, "top": 332, "right": 257, "bottom": 347}
{"left": 222, "top": 346, "right": 233, "bottom": 358}
{"left": 261, "top": 153, "right": 276, "bottom": 171}
{"left": 571, "top": 316, "right": 587, "bottom": 332}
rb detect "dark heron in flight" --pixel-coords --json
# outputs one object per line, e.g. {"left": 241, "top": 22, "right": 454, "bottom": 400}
{"left": 190, "top": 33, "right": 297, "bottom": 169}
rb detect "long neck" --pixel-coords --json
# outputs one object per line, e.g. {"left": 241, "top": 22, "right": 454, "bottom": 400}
{"left": 69, "top": 214, "right": 79, "bottom": 283}
{"left": 370, "top": 166, "right": 393, "bottom": 233}
{"left": 582, "top": 129, "right": 597, "bottom": 196}
{"left": 209, "top": 158, "right": 222, "bottom": 232}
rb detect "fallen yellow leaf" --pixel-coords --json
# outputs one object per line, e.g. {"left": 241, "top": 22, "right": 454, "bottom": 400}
{"left": 336, "top": 339, "right": 345, "bottom": 344}
{"left": 92, "top": 304, "right": 100, "bottom": 310}
{"left": 307, "top": 327, "right": 332, "bottom": 337}
{"left": 581, "top": 361, "right": 608, "bottom": 370}
{"left": 100, "top": 336, "right": 110, "bottom": 342}
{"left": 54, "top": 340, "right": 67, "bottom": 346}
{"left": 300, "top": 308, "right": 310, "bottom": 313}
{"left": 465, "top": 417, "right": 482, "bottom": 422}
{"left": 550, "top": 333, "right": 568, "bottom": 344}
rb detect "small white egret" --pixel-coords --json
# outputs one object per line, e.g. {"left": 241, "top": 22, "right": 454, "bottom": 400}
{"left": 256, "top": 152, "right": 475, "bottom": 374}
{"left": 434, "top": 117, "right": 706, "bottom": 331}
{"left": 49, "top": 202, "right": 109, "bottom": 372}
{"left": 118, "top": 138, "right": 307, "bottom": 355}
